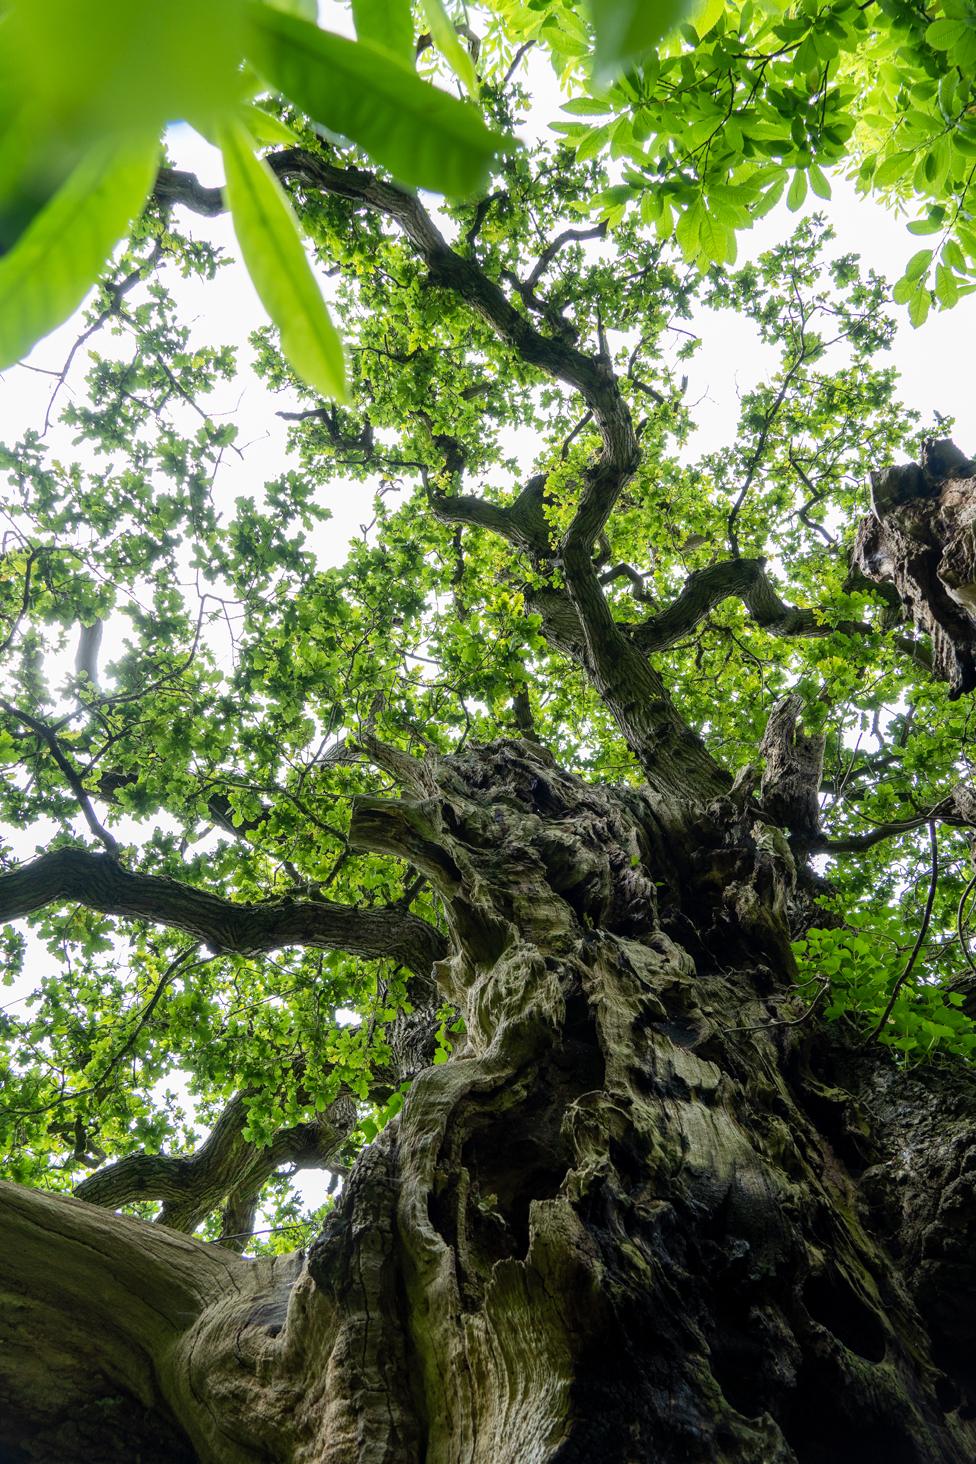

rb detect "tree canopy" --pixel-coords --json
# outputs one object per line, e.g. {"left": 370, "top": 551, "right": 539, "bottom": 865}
{"left": 1, "top": 0, "right": 975, "bottom": 1258}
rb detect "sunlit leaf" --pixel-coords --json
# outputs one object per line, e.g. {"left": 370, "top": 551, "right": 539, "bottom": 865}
{"left": 420, "top": 0, "right": 479, "bottom": 97}
{"left": 908, "top": 281, "right": 930, "bottom": 328}
{"left": 263, "top": 0, "right": 317, "bottom": 15}
{"left": 587, "top": 0, "right": 694, "bottom": 85}
{"left": 5, "top": 0, "right": 246, "bottom": 140}
{"left": 0, "top": 135, "right": 157, "bottom": 369}
{"left": 218, "top": 115, "right": 347, "bottom": 400}
{"left": 238, "top": 101, "right": 303, "bottom": 148}
{"left": 786, "top": 169, "right": 807, "bottom": 212}
{"left": 352, "top": 0, "right": 414, "bottom": 63}
{"left": 689, "top": 0, "right": 725, "bottom": 38}
{"left": 245, "top": 2, "right": 509, "bottom": 195}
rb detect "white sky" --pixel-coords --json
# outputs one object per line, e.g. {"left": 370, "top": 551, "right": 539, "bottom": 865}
{"left": 0, "top": 23, "right": 971, "bottom": 1225}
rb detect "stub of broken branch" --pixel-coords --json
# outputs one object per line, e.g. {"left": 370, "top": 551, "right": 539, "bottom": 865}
{"left": 854, "top": 438, "right": 976, "bottom": 698}
{"left": 759, "top": 694, "right": 825, "bottom": 844}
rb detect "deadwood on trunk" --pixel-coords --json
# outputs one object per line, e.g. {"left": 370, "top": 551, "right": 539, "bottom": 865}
{"left": 758, "top": 693, "right": 826, "bottom": 844}
{"left": 854, "top": 439, "right": 976, "bottom": 698}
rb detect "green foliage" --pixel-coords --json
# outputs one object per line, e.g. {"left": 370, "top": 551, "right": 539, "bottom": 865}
{"left": 218, "top": 115, "right": 347, "bottom": 400}
{"left": 490, "top": 0, "right": 976, "bottom": 319}
{"left": 795, "top": 925, "right": 976, "bottom": 1061}
{"left": 0, "top": 0, "right": 508, "bottom": 386}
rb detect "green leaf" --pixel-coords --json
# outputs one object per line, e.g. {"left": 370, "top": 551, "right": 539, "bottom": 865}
{"left": 689, "top": 0, "right": 725, "bottom": 39}
{"left": 905, "top": 247, "right": 933, "bottom": 280}
{"left": 675, "top": 199, "right": 704, "bottom": 261}
{"left": 873, "top": 150, "right": 914, "bottom": 186}
{"left": 892, "top": 274, "right": 915, "bottom": 305}
{"left": 0, "top": 134, "right": 157, "bottom": 370}
{"left": 576, "top": 123, "right": 612, "bottom": 163}
{"left": 698, "top": 206, "right": 733, "bottom": 264}
{"left": 352, "top": 0, "right": 414, "bottom": 64}
{"left": 238, "top": 101, "right": 302, "bottom": 148}
{"left": 908, "top": 281, "right": 931, "bottom": 328}
{"left": 6, "top": 0, "right": 246, "bottom": 141}
{"left": 926, "top": 18, "right": 968, "bottom": 51}
{"left": 245, "top": 3, "right": 509, "bottom": 196}
{"left": 587, "top": 0, "right": 694, "bottom": 86}
{"left": 907, "top": 216, "right": 945, "bottom": 235}
{"left": 935, "top": 263, "right": 959, "bottom": 308}
{"left": 943, "top": 238, "right": 967, "bottom": 271}
{"left": 808, "top": 162, "right": 831, "bottom": 199}
{"left": 218, "top": 116, "right": 347, "bottom": 401}
{"left": 420, "top": 0, "right": 478, "bottom": 98}
{"left": 263, "top": 0, "right": 317, "bottom": 15}
{"left": 786, "top": 169, "right": 808, "bottom": 212}
{"left": 561, "top": 97, "right": 614, "bottom": 116}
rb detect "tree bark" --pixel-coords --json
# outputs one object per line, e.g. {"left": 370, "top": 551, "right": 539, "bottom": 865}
{"left": 3, "top": 739, "right": 976, "bottom": 1462}
{"left": 853, "top": 440, "right": 976, "bottom": 698}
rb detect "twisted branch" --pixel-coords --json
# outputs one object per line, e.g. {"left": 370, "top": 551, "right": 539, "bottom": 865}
{"left": 75, "top": 1091, "right": 355, "bottom": 1249}
{"left": 0, "top": 847, "right": 445, "bottom": 975}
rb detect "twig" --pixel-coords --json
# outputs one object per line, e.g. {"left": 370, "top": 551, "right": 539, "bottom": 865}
{"left": 724, "top": 979, "right": 829, "bottom": 1033}
{"left": 956, "top": 868, "right": 976, "bottom": 977}
{"left": 862, "top": 821, "right": 939, "bottom": 1044}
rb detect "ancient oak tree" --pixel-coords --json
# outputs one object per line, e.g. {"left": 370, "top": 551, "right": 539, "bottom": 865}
{"left": 3, "top": 2, "right": 976, "bottom": 1461}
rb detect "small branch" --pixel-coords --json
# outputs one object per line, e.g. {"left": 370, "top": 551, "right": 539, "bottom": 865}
{"left": 75, "top": 1091, "right": 356, "bottom": 1247}
{"left": 727, "top": 357, "right": 806, "bottom": 557}
{"left": 598, "top": 562, "right": 655, "bottom": 603}
{"left": 862, "top": 821, "right": 939, "bottom": 1045}
{"left": 957, "top": 869, "right": 976, "bottom": 977}
{"left": 524, "top": 222, "right": 607, "bottom": 290}
{"left": 0, "top": 699, "right": 118, "bottom": 855}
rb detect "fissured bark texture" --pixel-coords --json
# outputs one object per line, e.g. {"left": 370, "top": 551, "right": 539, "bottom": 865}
{"left": 3, "top": 739, "right": 976, "bottom": 1462}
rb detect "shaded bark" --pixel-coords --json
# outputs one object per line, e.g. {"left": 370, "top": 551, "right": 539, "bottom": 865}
{"left": 4, "top": 740, "right": 976, "bottom": 1462}
{"left": 853, "top": 439, "right": 976, "bottom": 698}
{"left": 759, "top": 693, "right": 825, "bottom": 845}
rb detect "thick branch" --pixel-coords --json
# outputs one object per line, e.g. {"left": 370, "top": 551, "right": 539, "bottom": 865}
{"left": 0, "top": 847, "right": 445, "bottom": 974}
{"left": 628, "top": 558, "right": 865, "bottom": 652}
{"left": 0, "top": 1178, "right": 244, "bottom": 1447}
{"left": 427, "top": 473, "right": 553, "bottom": 558}
{"left": 556, "top": 542, "right": 731, "bottom": 802}
{"left": 76, "top": 1092, "right": 355, "bottom": 1247}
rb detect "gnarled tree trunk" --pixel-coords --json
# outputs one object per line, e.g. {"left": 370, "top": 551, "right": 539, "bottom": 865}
{"left": 3, "top": 737, "right": 976, "bottom": 1462}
